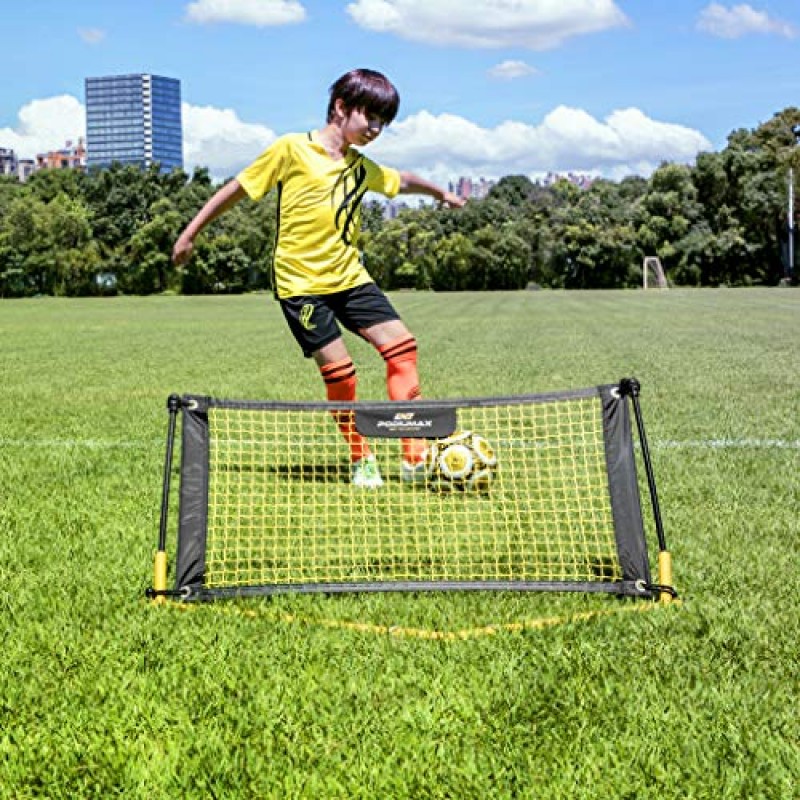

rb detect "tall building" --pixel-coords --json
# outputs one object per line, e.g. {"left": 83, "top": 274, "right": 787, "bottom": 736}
{"left": 85, "top": 74, "right": 183, "bottom": 172}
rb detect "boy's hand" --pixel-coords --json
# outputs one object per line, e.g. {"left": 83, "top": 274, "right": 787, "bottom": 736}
{"left": 398, "top": 172, "right": 466, "bottom": 209}
{"left": 440, "top": 191, "right": 466, "bottom": 209}
{"left": 172, "top": 234, "right": 194, "bottom": 266}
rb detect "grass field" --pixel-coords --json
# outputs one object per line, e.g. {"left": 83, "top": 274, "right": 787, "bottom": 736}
{"left": 1, "top": 289, "right": 798, "bottom": 798}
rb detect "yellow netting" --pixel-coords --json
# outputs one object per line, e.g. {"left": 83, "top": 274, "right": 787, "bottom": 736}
{"left": 202, "top": 396, "right": 622, "bottom": 590}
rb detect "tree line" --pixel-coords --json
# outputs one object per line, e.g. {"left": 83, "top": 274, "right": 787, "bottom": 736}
{"left": 1, "top": 107, "right": 798, "bottom": 298}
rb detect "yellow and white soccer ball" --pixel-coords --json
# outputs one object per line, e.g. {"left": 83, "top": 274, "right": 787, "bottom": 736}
{"left": 424, "top": 431, "right": 498, "bottom": 493}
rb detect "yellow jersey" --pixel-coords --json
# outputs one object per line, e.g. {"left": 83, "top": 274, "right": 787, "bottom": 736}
{"left": 237, "top": 132, "right": 401, "bottom": 298}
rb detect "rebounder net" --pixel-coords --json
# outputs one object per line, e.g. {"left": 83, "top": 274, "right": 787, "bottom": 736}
{"left": 152, "top": 380, "right": 672, "bottom": 602}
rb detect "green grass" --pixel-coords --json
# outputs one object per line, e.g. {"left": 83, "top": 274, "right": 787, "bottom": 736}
{"left": 1, "top": 289, "right": 798, "bottom": 798}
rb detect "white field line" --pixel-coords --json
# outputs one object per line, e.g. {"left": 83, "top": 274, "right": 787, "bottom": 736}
{"left": 650, "top": 438, "right": 800, "bottom": 450}
{"left": 496, "top": 438, "right": 800, "bottom": 451}
{"left": 1, "top": 437, "right": 799, "bottom": 450}
{"left": 0, "top": 438, "right": 162, "bottom": 449}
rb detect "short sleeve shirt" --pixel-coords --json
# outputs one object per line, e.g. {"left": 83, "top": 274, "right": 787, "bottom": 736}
{"left": 237, "top": 132, "right": 401, "bottom": 298}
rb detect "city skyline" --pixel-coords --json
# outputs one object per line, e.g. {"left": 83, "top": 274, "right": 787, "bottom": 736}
{"left": 1, "top": 1, "right": 799, "bottom": 184}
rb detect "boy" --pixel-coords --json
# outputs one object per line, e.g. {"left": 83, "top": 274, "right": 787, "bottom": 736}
{"left": 172, "top": 68, "right": 465, "bottom": 487}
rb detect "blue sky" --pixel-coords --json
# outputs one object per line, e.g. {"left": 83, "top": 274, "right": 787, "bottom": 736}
{"left": 2, "top": 0, "right": 799, "bottom": 182}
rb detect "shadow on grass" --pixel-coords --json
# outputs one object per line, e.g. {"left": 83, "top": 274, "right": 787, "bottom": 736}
{"left": 270, "top": 463, "right": 349, "bottom": 484}
{"left": 215, "top": 460, "right": 349, "bottom": 484}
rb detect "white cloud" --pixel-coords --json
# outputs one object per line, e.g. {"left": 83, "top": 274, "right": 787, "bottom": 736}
{"left": 0, "top": 96, "right": 85, "bottom": 159}
{"left": 77, "top": 28, "right": 106, "bottom": 44}
{"left": 368, "top": 106, "right": 712, "bottom": 184}
{"left": 0, "top": 95, "right": 274, "bottom": 179}
{"left": 488, "top": 60, "right": 539, "bottom": 80}
{"left": 2, "top": 95, "right": 711, "bottom": 184}
{"left": 181, "top": 103, "right": 276, "bottom": 177}
{"left": 185, "top": 0, "right": 306, "bottom": 27}
{"left": 346, "top": 0, "right": 629, "bottom": 49}
{"left": 697, "top": 3, "right": 796, "bottom": 39}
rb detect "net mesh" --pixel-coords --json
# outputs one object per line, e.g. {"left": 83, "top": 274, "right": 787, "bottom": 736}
{"left": 202, "top": 396, "right": 622, "bottom": 590}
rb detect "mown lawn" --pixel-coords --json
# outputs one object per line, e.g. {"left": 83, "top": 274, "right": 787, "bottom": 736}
{"left": 1, "top": 288, "right": 798, "bottom": 798}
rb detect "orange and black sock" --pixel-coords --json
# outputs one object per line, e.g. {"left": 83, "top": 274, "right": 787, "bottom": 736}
{"left": 378, "top": 335, "right": 426, "bottom": 464}
{"left": 320, "top": 357, "right": 370, "bottom": 463}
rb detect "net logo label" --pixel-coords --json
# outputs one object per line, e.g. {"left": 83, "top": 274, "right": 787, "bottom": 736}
{"left": 355, "top": 407, "right": 457, "bottom": 439}
{"left": 378, "top": 412, "right": 430, "bottom": 431}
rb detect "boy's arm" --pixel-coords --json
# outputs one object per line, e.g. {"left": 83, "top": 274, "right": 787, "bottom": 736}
{"left": 172, "top": 179, "right": 247, "bottom": 265}
{"left": 398, "top": 171, "right": 465, "bottom": 209}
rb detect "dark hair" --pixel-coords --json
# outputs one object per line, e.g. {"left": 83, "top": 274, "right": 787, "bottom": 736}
{"left": 327, "top": 68, "right": 400, "bottom": 124}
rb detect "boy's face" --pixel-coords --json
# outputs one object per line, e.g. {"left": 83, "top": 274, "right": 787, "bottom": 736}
{"left": 337, "top": 101, "right": 386, "bottom": 146}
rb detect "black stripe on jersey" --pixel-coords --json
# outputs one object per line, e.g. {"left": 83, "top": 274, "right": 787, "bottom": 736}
{"left": 333, "top": 158, "right": 368, "bottom": 247}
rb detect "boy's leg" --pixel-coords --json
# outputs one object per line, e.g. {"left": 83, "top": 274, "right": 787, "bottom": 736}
{"left": 280, "top": 296, "right": 375, "bottom": 469}
{"left": 314, "top": 339, "right": 372, "bottom": 464}
{"left": 331, "top": 283, "right": 425, "bottom": 470}
{"left": 360, "top": 319, "right": 427, "bottom": 466}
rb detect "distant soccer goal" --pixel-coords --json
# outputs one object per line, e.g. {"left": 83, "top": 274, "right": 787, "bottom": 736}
{"left": 148, "top": 380, "right": 675, "bottom": 603}
{"left": 643, "top": 256, "right": 669, "bottom": 289}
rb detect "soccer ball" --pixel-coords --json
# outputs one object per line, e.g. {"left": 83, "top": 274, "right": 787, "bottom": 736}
{"left": 424, "top": 431, "right": 498, "bottom": 493}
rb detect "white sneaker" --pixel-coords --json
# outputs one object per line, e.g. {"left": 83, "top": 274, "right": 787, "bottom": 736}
{"left": 351, "top": 455, "right": 384, "bottom": 488}
{"left": 401, "top": 457, "right": 428, "bottom": 484}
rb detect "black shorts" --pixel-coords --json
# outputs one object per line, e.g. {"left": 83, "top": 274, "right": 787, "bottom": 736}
{"left": 280, "top": 282, "right": 400, "bottom": 358}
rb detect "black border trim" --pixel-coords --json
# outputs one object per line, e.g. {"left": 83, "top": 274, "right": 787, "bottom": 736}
{"left": 182, "top": 385, "right": 601, "bottom": 414}
{"left": 599, "top": 385, "right": 652, "bottom": 586}
{"left": 174, "top": 400, "right": 210, "bottom": 589}
{"left": 180, "top": 579, "right": 652, "bottom": 602}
